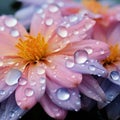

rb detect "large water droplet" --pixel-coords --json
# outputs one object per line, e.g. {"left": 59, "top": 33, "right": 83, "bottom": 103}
{"left": 5, "top": 17, "right": 17, "bottom": 27}
{"left": 110, "top": 71, "right": 120, "bottom": 81}
{"left": 5, "top": 69, "right": 22, "bottom": 86}
{"left": 57, "top": 26, "right": 68, "bottom": 38}
{"left": 49, "top": 5, "right": 59, "bottom": 13}
{"left": 45, "top": 18, "right": 53, "bottom": 26}
{"left": 10, "top": 30, "right": 19, "bottom": 37}
{"left": 74, "top": 50, "right": 88, "bottom": 64}
{"left": 56, "top": 88, "right": 70, "bottom": 101}
{"left": 25, "top": 88, "right": 34, "bottom": 97}
{"left": 65, "top": 59, "right": 75, "bottom": 68}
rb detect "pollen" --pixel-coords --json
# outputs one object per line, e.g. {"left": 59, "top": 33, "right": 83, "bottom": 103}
{"left": 16, "top": 33, "right": 48, "bottom": 62}
{"left": 102, "top": 44, "right": 120, "bottom": 66}
{"left": 82, "top": 0, "right": 107, "bottom": 14}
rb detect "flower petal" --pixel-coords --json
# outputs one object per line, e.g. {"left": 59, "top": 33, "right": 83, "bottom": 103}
{"left": 40, "top": 94, "right": 67, "bottom": 119}
{"left": 0, "top": 93, "right": 27, "bottom": 120}
{"left": 15, "top": 63, "right": 46, "bottom": 109}
{"left": 0, "top": 15, "right": 27, "bottom": 39}
{"left": 79, "top": 75, "right": 105, "bottom": 102}
{"left": 66, "top": 58, "right": 108, "bottom": 77}
{"left": 46, "top": 55, "right": 82, "bottom": 88}
{"left": 106, "top": 95, "right": 120, "bottom": 120}
{"left": 0, "top": 68, "right": 21, "bottom": 102}
{"left": 30, "top": 3, "right": 62, "bottom": 38}
{"left": 98, "top": 79, "right": 120, "bottom": 109}
{"left": 46, "top": 79, "right": 81, "bottom": 111}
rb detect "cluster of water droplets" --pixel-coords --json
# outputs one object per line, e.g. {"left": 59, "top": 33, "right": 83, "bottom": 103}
{"left": 0, "top": 16, "right": 20, "bottom": 38}
{"left": 66, "top": 50, "right": 107, "bottom": 77}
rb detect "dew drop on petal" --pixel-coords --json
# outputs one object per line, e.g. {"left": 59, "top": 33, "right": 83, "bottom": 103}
{"left": 65, "top": 59, "right": 75, "bottom": 68}
{"left": 25, "top": 88, "right": 34, "bottom": 97}
{"left": 84, "top": 47, "right": 93, "bottom": 54}
{"left": 40, "top": 77, "right": 46, "bottom": 84}
{"left": 56, "top": 88, "right": 70, "bottom": 101}
{"left": 37, "top": 67, "right": 45, "bottom": 75}
{"left": 19, "top": 79, "right": 27, "bottom": 86}
{"left": 74, "top": 50, "right": 88, "bottom": 64}
{"left": 5, "top": 69, "right": 22, "bottom": 86}
{"left": 10, "top": 30, "right": 19, "bottom": 37}
{"left": 49, "top": 5, "right": 59, "bottom": 13}
{"left": 57, "top": 26, "right": 68, "bottom": 38}
{"left": 0, "top": 26, "right": 5, "bottom": 31}
{"left": 45, "top": 18, "right": 53, "bottom": 26}
{"left": 36, "top": 8, "right": 43, "bottom": 14}
{"left": 0, "top": 90, "right": 5, "bottom": 95}
{"left": 88, "top": 65, "right": 96, "bottom": 71}
{"left": 110, "top": 71, "right": 120, "bottom": 81}
{"left": 5, "top": 17, "right": 17, "bottom": 27}
{"left": 69, "top": 15, "right": 78, "bottom": 23}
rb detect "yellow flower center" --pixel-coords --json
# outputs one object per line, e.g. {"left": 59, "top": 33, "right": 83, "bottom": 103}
{"left": 82, "top": 0, "right": 107, "bottom": 14}
{"left": 16, "top": 33, "right": 49, "bottom": 62}
{"left": 102, "top": 44, "right": 120, "bottom": 66}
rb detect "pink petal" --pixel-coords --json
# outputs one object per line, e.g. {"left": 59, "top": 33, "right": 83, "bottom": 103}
{"left": 60, "top": 39, "right": 109, "bottom": 60}
{"left": 0, "top": 32, "right": 18, "bottom": 57}
{"left": 0, "top": 15, "right": 27, "bottom": 39}
{"left": 46, "top": 55, "right": 82, "bottom": 88}
{"left": 79, "top": 75, "right": 105, "bottom": 102}
{"left": 108, "top": 23, "right": 120, "bottom": 44}
{"left": 15, "top": 63, "right": 46, "bottom": 109}
{"left": 48, "top": 16, "right": 95, "bottom": 53}
{"left": 30, "top": 4, "right": 62, "bottom": 37}
{"left": 40, "top": 94, "right": 67, "bottom": 119}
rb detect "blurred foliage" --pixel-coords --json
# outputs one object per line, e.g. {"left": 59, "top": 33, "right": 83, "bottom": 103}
{"left": 0, "top": 0, "right": 21, "bottom": 15}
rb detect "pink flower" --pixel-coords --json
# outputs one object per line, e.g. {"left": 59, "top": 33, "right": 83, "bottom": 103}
{"left": 15, "top": 0, "right": 80, "bottom": 27}
{"left": 0, "top": 3, "right": 109, "bottom": 119}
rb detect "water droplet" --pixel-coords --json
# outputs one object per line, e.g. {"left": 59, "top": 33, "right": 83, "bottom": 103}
{"left": 10, "top": 111, "right": 15, "bottom": 118}
{"left": 57, "top": 1, "right": 64, "bottom": 7}
{"left": 10, "top": 30, "right": 19, "bottom": 37}
{"left": 84, "top": 47, "right": 93, "bottom": 54}
{"left": 100, "top": 49, "right": 105, "bottom": 54}
{"left": 37, "top": 8, "right": 43, "bottom": 14}
{"left": 74, "top": 50, "right": 88, "bottom": 64}
{"left": 0, "top": 26, "right": 5, "bottom": 31}
{"left": 5, "top": 69, "right": 22, "bottom": 86}
{"left": 73, "top": 31, "right": 79, "bottom": 35}
{"left": 0, "top": 90, "right": 5, "bottom": 95}
{"left": 88, "top": 65, "right": 96, "bottom": 71}
{"left": 110, "top": 71, "right": 120, "bottom": 81}
{"left": 40, "top": 77, "right": 46, "bottom": 84}
{"left": 37, "top": 67, "right": 45, "bottom": 75}
{"left": 49, "top": 5, "right": 59, "bottom": 13}
{"left": 65, "top": 59, "right": 75, "bottom": 68}
{"left": 57, "top": 26, "right": 68, "bottom": 38}
{"left": 45, "top": 18, "right": 53, "bottom": 26}
{"left": 30, "top": 81, "right": 36, "bottom": 86}
{"left": 69, "top": 15, "right": 78, "bottom": 23}
{"left": 56, "top": 88, "right": 70, "bottom": 101}
{"left": 19, "top": 78, "right": 27, "bottom": 86}
{"left": 5, "top": 17, "right": 17, "bottom": 27}
{"left": 25, "top": 88, "right": 34, "bottom": 97}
